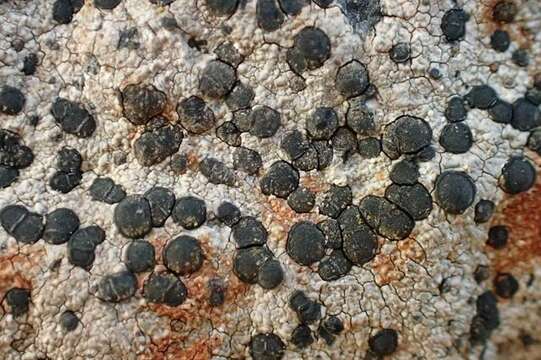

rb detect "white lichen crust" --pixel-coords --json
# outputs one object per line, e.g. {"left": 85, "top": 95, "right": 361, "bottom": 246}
{"left": 1, "top": 0, "right": 540, "bottom": 359}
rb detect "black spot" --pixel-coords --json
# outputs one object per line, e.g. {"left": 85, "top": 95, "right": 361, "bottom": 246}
{"left": 134, "top": 122, "right": 183, "bottom": 166}
{"left": 114, "top": 195, "right": 152, "bottom": 239}
{"left": 488, "top": 99, "right": 513, "bottom": 124}
{"left": 287, "top": 186, "right": 315, "bottom": 213}
{"left": 260, "top": 161, "right": 299, "bottom": 198}
{"left": 0, "top": 130, "right": 33, "bottom": 170}
{"left": 5, "top": 288, "right": 30, "bottom": 317}
{"left": 50, "top": 147, "right": 82, "bottom": 194}
{"left": 231, "top": 216, "right": 268, "bottom": 248}
{"left": 465, "top": 85, "right": 498, "bottom": 110}
{"left": 22, "top": 53, "right": 39, "bottom": 75}
{"left": 341, "top": 219, "right": 378, "bottom": 265}
{"left": 233, "top": 146, "right": 263, "bottom": 175}
{"left": 249, "top": 106, "right": 281, "bottom": 138}
{"left": 232, "top": 109, "right": 253, "bottom": 132}
{"left": 207, "top": 0, "right": 238, "bottom": 17}
{"left": 199, "top": 60, "right": 236, "bottom": 98}
{"left": 207, "top": 277, "right": 226, "bottom": 306}
{"left": 43, "top": 208, "right": 80, "bottom": 245}
{"left": 120, "top": 84, "right": 166, "bottom": 126}
{"left": 216, "top": 201, "right": 241, "bottom": 226}
{"left": 323, "top": 315, "right": 344, "bottom": 334}
{"left": 494, "top": 272, "right": 519, "bottom": 299}
{"left": 0, "top": 205, "right": 43, "bottom": 244}
{"left": 385, "top": 183, "right": 433, "bottom": 220}
{"left": 143, "top": 272, "right": 187, "bottom": 306}
{"left": 292, "top": 144, "right": 318, "bottom": 171}
{"left": 318, "top": 249, "right": 352, "bottom": 281}
{"left": 172, "top": 196, "right": 207, "bottom": 229}
{"left": 369, "top": 329, "right": 398, "bottom": 356}
{"left": 487, "top": 225, "right": 508, "bottom": 249}
{"left": 359, "top": 195, "right": 414, "bottom": 240}
{"left": 527, "top": 129, "right": 541, "bottom": 155}
{"left": 331, "top": 127, "right": 357, "bottom": 154}
{"left": 257, "top": 258, "right": 284, "bottom": 289}
{"left": 390, "top": 160, "right": 419, "bottom": 185}
{"left": 51, "top": 98, "right": 96, "bottom": 138}
{"left": 67, "top": 225, "right": 105, "bottom": 269}
{"left": 57, "top": 147, "right": 82, "bottom": 172}
{"left": 474, "top": 264, "right": 490, "bottom": 283}
{"left": 512, "top": 49, "right": 529, "bottom": 67}
{"left": 97, "top": 271, "right": 137, "bottom": 303}
{"left": 313, "top": 140, "right": 334, "bottom": 169}
{"left": 118, "top": 27, "right": 140, "bottom": 49}
{"left": 319, "top": 184, "right": 352, "bottom": 218}
{"left": 434, "top": 171, "right": 476, "bottom": 214}
{"left": 306, "top": 107, "right": 338, "bottom": 140}
{"left": 490, "top": 30, "right": 510, "bottom": 52}
{"left": 287, "top": 27, "right": 331, "bottom": 74}
{"left": 445, "top": 96, "right": 467, "bottom": 123}
{"left": 199, "top": 157, "right": 237, "bottom": 186}
{"left": 0, "top": 166, "right": 18, "bottom": 188}
{"left": 0, "top": 86, "right": 25, "bottom": 116}
{"left": 170, "top": 153, "right": 188, "bottom": 174}
{"left": 526, "top": 88, "right": 541, "bottom": 106}
{"left": 177, "top": 95, "right": 216, "bottom": 134}
{"left": 335, "top": 60, "right": 370, "bottom": 99}
{"left": 60, "top": 311, "right": 79, "bottom": 331}
{"left": 233, "top": 246, "right": 273, "bottom": 283}
{"left": 225, "top": 82, "right": 254, "bottom": 111}
{"left": 381, "top": 115, "right": 432, "bottom": 160}
{"left": 255, "top": 0, "right": 284, "bottom": 32}
{"left": 470, "top": 291, "right": 500, "bottom": 343}
{"left": 278, "top": 0, "right": 308, "bottom": 15}
{"left": 346, "top": 98, "right": 375, "bottom": 135}
{"left": 312, "top": 0, "right": 332, "bottom": 7}
{"left": 492, "top": 1, "right": 517, "bottom": 23}
{"left": 441, "top": 8, "right": 468, "bottom": 42}
{"left": 317, "top": 219, "right": 343, "bottom": 249}
{"left": 511, "top": 98, "right": 540, "bottom": 131}
{"left": 89, "top": 177, "right": 126, "bottom": 204}
{"left": 439, "top": 123, "right": 473, "bottom": 154}
{"left": 358, "top": 137, "right": 381, "bottom": 158}
{"left": 289, "top": 290, "right": 322, "bottom": 324}
{"left": 287, "top": 221, "right": 325, "bottom": 266}
{"left": 94, "top": 0, "right": 122, "bottom": 10}
{"left": 125, "top": 240, "right": 155, "bottom": 273}
{"left": 339, "top": 0, "right": 381, "bottom": 31}
{"left": 144, "top": 186, "right": 175, "bottom": 228}
{"left": 429, "top": 67, "right": 442, "bottom": 80}
{"left": 281, "top": 130, "right": 310, "bottom": 160}
{"left": 214, "top": 42, "right": 244, "bottom": 68}
{"left": 389, "top": 42, "right": 410, "bottom": 63}
{"left": 52, "top": 0, "right": 82, "bottom": 24}
{"left": 249, "top": 333, "right": 285, "bottom": 360}
{"left": 163, "top": 235, "right": 204, "bottom": 275}
{"left": 499, "top": 156, "right": 536, "bottom": 194}
{"left": 291, "top": 324, "right": 314, "bottom": 348}
{"left": 474, "top": 199, "right": 495, "bottom": 224}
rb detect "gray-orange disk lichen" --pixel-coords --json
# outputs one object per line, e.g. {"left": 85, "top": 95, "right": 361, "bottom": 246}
{"left": 1, "top": 0, "right": 540, "bottom": 359}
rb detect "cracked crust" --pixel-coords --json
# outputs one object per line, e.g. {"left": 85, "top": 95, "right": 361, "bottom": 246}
{"left": 1, "top": 0, "right": 541, "bottom": 359}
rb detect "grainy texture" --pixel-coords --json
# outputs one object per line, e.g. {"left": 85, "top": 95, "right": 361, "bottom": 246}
{"left": 1, "top": 0, "right": 541, "bottom": 359}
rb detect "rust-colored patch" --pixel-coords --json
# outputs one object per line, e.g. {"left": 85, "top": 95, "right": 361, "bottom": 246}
{"left": 490, "top": 172, "right": 541, "bottom": 273}
{"left": 477, "top": 0, "right": 534, "bottom": 50}
{"left": 0, "top": 244, "right": 44, "bottom": 299}
{"left": 371, "top": 237, "right": 425, "bottom": 286}
{"left": 142, "top": 335, "right": 220, "bottom": 360}
{"left": 186, "top": 150, "right": 200, "bottom": 171}
{"left": 141, "top": 233, "right": 249, "bottom": 359}
{"left": 301, "top": 175, "right": 329, "bottom": 193}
